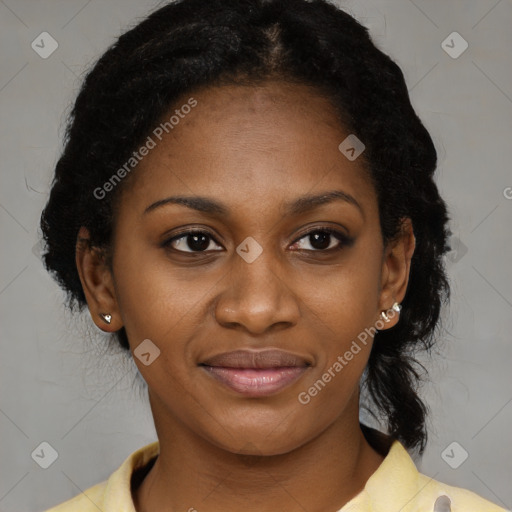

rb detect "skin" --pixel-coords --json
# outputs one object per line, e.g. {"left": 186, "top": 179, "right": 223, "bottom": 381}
{"left": 76, "top": 82, "right": 415, "bottom": 512}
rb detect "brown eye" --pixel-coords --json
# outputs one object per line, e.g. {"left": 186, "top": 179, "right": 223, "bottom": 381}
{"left": 165, "top": 231, "right": 223, "bottom": 253}
{"left": 290, "top": 228, "right": 353, "bottom": 252}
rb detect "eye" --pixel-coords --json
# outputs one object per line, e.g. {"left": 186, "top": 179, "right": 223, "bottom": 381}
{"left": 290, "top": 227, "right": 352, "bottom": 252}
{"left": 164, "top": 227, "right": 353, "bottom": 254}
{"left": 164, "top": 230, "right": 223, "bottom": 253}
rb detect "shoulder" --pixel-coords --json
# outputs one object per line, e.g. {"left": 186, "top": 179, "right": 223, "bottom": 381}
{"left": 359, "top": 440, "right": 507, "bottom": 512}
{"left": 413, "top": 472, "right": 507, "bottom": 512}
{"left": 43, "top": 481, "right": 107, "bottom": 512}
{"left": 43, "top": 441, "right": 160, "bottom": 512}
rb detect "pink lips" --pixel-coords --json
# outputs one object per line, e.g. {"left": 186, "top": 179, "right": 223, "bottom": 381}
{"left": 200, "top": 349, "right": 310, "bottom": 397}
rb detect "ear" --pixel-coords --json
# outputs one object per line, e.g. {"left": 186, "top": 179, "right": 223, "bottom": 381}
{"left": 75, "top": 226, "right": 123, "bottom": 332}
{"left": 377, "top": 218, "right": 415, "bottom": 329}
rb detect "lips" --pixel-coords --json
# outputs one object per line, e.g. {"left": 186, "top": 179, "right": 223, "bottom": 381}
{"left": 200, "top": 349, "right": 311, "bottom": 397}
{"left": 201, "top": 349, "right": 310, "bottom": 369}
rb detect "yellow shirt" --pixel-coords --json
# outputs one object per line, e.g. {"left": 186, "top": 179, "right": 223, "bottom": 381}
{"left": 45, "top": 440, "right": 506, "bottom": 512}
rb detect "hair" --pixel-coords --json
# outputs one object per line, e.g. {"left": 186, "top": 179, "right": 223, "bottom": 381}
{"left": 40, "top": 0, "right": 450, "bottom": 453}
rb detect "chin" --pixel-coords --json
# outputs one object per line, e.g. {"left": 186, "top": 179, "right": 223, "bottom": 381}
{"left": 203, "top": 412, "right": 318, "bottom": 457}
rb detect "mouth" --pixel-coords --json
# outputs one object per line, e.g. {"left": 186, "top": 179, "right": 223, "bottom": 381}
{"left": 199, "top": 349, "right": 311, "bottom": 397}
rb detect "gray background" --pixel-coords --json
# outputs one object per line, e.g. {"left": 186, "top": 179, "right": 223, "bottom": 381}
{"left": 0, "top": 0, "right": 511, "bottom": 510}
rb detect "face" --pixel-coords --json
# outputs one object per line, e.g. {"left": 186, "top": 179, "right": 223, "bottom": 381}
{"left": 77, "top": 81, "right": 413, "bottom": 456}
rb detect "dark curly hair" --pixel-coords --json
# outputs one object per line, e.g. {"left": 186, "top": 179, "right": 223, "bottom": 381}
{"left": 40, "top": 0, "right": 450, "bottom": 453}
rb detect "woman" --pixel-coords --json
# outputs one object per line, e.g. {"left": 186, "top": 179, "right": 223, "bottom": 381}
{"left": 41, "top": 0, "right": 505, "bottom": 510}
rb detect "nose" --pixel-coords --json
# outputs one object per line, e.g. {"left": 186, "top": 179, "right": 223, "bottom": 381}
{"left": 214, "top": 246, "right": 300, "bottom": 335}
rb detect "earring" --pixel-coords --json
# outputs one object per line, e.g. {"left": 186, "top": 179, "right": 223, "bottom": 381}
{"left": 381, "top": 302, "right": 402, "bottom": 323}
{"left": 99, "top": 313, "right": 112, "bottom": 324}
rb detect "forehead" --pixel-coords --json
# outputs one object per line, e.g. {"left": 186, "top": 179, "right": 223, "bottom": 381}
{"left": 118, "top": 82, "right": 377, "bottom": 219}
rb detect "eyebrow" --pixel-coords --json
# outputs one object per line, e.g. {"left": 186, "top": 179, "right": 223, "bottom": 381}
{"left": 143, "top": 190, "right": 363, "bottom": 217}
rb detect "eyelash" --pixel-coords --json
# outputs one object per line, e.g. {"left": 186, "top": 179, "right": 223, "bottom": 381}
{"left": 163, "top": 227, "right": 353, "bottom": 254}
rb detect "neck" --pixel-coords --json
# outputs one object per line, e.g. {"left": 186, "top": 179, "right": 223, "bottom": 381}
{"left": 134, "top": 398, "right": 386, "bottom": 512}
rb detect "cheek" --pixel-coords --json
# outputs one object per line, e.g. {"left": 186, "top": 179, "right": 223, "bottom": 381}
{"left": 113, "top": 260, "right": 204, "bottom": 404}
{"left": 110, "top": 242, "right": 229, "bottom": 402}
{"left": 294, "top": 243, "right": 382, "bottom": 398}
{"left": 295, "top": 299, "right": 376, "bottom": 425}
{"left": 300, "top": 246, "right": 383, "bottom": 341}
{"left": 111, "top": 235, "right": 207, "bottom": 341}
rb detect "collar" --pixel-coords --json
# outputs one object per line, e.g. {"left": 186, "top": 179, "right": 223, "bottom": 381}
{"left": 104, "top": 439, "right": 419, "bottom": 512}
{"left": 339, "top": 440, "right": 419, "bottom": 511}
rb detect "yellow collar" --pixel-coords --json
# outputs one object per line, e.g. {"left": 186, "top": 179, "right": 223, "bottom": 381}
{"left": 46, "top": 439, "right": 505, "bottom": 511}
